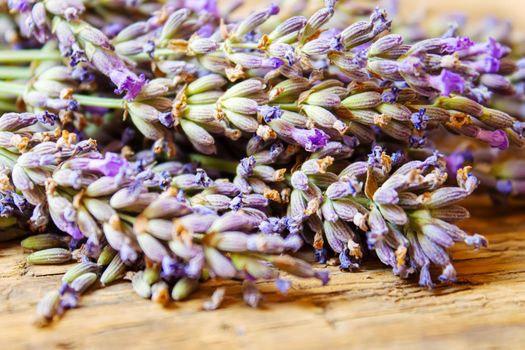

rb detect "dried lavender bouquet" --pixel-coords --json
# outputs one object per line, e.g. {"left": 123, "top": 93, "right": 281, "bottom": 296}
{"left": 384, "top": 5, "right": 525, "bottom": 201}
{"left": 0, "top": 0, "right": 519, "bottom": 325}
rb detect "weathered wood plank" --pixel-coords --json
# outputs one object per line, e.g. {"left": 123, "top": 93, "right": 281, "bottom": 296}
{"left": 0, "top": 197, "right": 524, "bottom": 349}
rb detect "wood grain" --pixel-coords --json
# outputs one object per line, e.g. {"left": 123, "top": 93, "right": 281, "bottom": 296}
{"left": 1, "top": 196, "right": 524, "bottom": 350}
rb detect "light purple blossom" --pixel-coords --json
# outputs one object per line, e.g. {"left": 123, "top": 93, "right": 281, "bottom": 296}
{"left": 410, "top": 108, "right": 429, "bottom": 130}
{"left": 476, "top": 129, "right": 509, "bottom": 150}
{"left": 110, "top": 70, "right": 147, "bottom": 100}
{"left": 290, "top": 128, "right": 329, "bottom": 152}
{"left": 275, "top": 278, "right": 291, "bottom": 294}
{"left": 429, "top": 69, "right": 465, "bottom": 96}
{"left": 239, "top": 156, "right": 256, "bottom": 177}
{"left": 257, "top": 105, "right": 283, "bottom": 123}
{"left": 85, "top": 153, "right": 129, "bottom": 176}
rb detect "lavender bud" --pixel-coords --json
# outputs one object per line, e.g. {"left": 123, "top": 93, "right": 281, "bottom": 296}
{"left": 70, "top": 272, "right": 98, "bottom": 294}
{"left": 62, "top": 261, "right": 99, "bottom": 284}
{"left": 342, "top": 91, "right": 381, "bottom": 109}
{"left": 369, "top": 34, "right": 403, "bottom": 56}
{"left": 233, "top": 4, "right": 279, "bottom": 40}
{"left": 300, "top": 7, "right": 334, "bottom": 43}
{"left": 21, "top": 234, "right": 69, "bottom": 251}
{"left": 204, "top": 247, "right": 236, "bottom": 278}
{"left": 137, "top": 234, "right": 168, "bottom": 262}
{"left": 27, "top": 248, "right": 72, "bottom": 265}
{"left": 100, "top": 254, "right": 126, "bottom": 286}
{"left": 160, "top": 9, "right": 190, "bottom": 40}
{"left": 171, "top": 278, "right": 199, "bottom": 301}
{"left": 131, "top": 271, "right": 152, "bottom": 299}
{"left": 268, "top": 16, "right": 306, "bottom": 41}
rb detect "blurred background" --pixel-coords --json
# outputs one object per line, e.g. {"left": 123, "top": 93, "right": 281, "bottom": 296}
{"left": 228, "top": 0, "right": 525, "bottom": 31}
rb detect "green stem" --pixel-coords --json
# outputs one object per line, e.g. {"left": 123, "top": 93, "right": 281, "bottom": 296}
{"left": 278, "top": 103, "right": 300, "bottom": 112}
{"left": 0, "top": 80, "right": 125, "bottom": 109}
{"left": 0, "top": 50, "right": 62, "bottom": 63}
{"left": 189, "top": 154, "right": 238, "bottom": 174}
{"left": 0, "top": 81, "right": 25, "bottom": 95}
{"left": 230, "top": 43, "right": 260, "bottom": 50}
{"left": 0, "top": 48, "right": 183, "bottom": 64}
{"left": 119, "top": 213, "right": 136, "bottom": 224}
{"left": 0, "top": 100, "right": 17, "bottom": 111}
{"left": 0, "top": 66, "right": 31, "bottom": 80}
{"left": 74, "top": 94, "right": 124, "bottom": 109}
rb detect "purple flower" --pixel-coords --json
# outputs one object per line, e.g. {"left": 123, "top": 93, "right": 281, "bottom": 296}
{"left": 464, "top": 234, "right": 488, "bottom": 248}
{"left": 409, "top": 135, "right": 427, "bottom": 148}
{"left": 263, "top": 57, "right": 284, "bottom": 69}
{"left": 438, "top": 264, "right": 457, "bottom": 282}
{"left": 86, "top": 153, "right": 129, "bottom": 176}
{"left": 370, "top": 8, "right": 390, "bottom": 35}
{"left": 35, "top": 111, "right": 58, "bottom": 125}
{"left": 339, "top": 250, "right": 352, "bottom": 270}
{"left": 429, "top": 69, "right": 465, "bottom": 96}
{"left": 391, "top": 150, "right": 405, "bottom": 165}
{"left": 315, "top": 248, "right": 327, "bottom": 264}
{"left": 290, "top": 128, "right": 329, "bottom": 152}
{"left": 103, "top": 23, "right": 125, "bottom": 38}
{"left": 159, "top": 112, "right": 175, "bottom": 128}
{"left": 269, "top": 142, "right": 284, "bottom": 158}
{"left": 267, "top": 3, "right": 280, "bottom": 15}
{"left": 68, "top": 100, "right": 79, "bottom": 111}
{"left": 259, "top": 217, "right": 288, "bottom": 234}
{"left": 290, "top": 171, "right": 309, "bottom": 191}
{"left": 85, "top": 236, "right": 101, "bottom": 257}
{"left": 184, "top": 0, "right": 219, "bottom": 16}
{"left": 7, "top": 0, "right": 30, "bottom": 12}
{"left": 410, "top": 108, "right": 429, "bottom": 130}
{"left": 257, "top": 105, "right": 283, "bottom": 123}
{"left": 12, "top": 192, "right": 29, "bottom": 212}
{"left": 495, "top": 179, "right": 513, "bottom": 196}
{"left": 239, "top": 156, "right": 256, "bottom": 177}
{"left": 195, "top": 169, "right": 212, "bottom": 187}
{"left": 120, "top": 244, "right": 138, "bottom": 263}
{"left": 468, "top": 85, "right": 492, "bottom": 104}
{"left": 71, "top": 67, "right": 95, "bottom": 82}
{"left": 476, "top": 129, "right": 509, "bottom": 150}
{"left": 110, "top": 70, "right": 146, "bottom": 100}
{"left": 445, "top": 150, "right": 473, "bottom": 176}
{"left": 315, "top": 270, "right": 330, "bottom": 285}
{"left": 275, "top": 278, "right": 291, "bottom": 294}
{"left": 285, "top": 216, "right": 303, "bottom": 236}
{"left": 329, "top": 36, "right": 344, "bottom": 52}
{"left": 143, "top": 40, "right": 155, "bottom": 58}
{"left": 485, "top": 37, "right": 507, "bottom": 59}
{"left": 58, "top": 283, "right": 79, "bottom": 310}
{"left": 513, "top": 121, "right": 525, "bottom": 137}
{"left": 68, "top": 44, "right": 87, "bottom": 67}
{"left": 443, "top": 36, "right": 475, "bottom": 53}
{"left": 419, "top": 263, "right": 434, "bottom": 288}
{"left": 381, "top": 86, "right": 399, "bottom": 103}
{"left": 161, "top": 256, "right": 185, "bottom": 280}
{"left": 229, "top": 194, "right": 243, "bottom": 211}
{"left": 197, "top": 24, "right": 215, "bottom": 38}
{"left": 367, "top": 145, "right": 384, "bottom": 166}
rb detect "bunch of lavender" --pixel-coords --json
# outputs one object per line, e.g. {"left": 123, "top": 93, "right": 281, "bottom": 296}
{"left": 0, "top": 1, "right": 521, "bottom": 153}
{"left": 382, "top": 6, "right": 525, "bottom": 201}
{"left": 2, "top": 120, "right": 326, "bottom": 325}
{"left": 0, "top": 0, "right": 518, "bottom": 325}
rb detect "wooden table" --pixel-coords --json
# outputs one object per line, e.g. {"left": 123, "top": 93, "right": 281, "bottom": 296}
{"left": 2, "top": 1, "right": 525, "bottom": 349}
{"left": 1, "top": 196, "right": 524, "bottom": 349}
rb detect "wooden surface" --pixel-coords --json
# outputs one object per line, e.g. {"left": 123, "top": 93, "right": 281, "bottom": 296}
{"left": 1, "top": 196, "right": 525, "bottom": 349}
{"left": 2, "top": 1, "right": 525, "bottom": 349}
